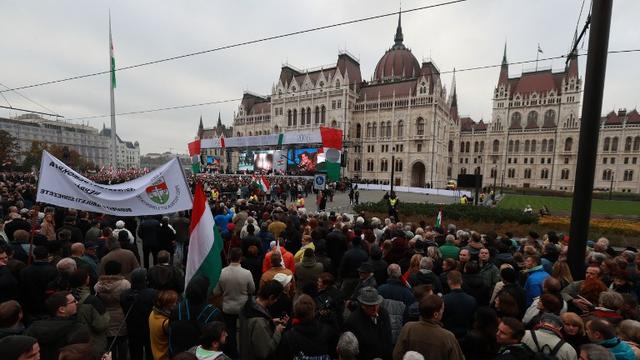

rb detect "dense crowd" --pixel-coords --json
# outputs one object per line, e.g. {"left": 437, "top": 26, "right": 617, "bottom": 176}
{"left": 1, "top": 171, "right": 640, "bottom": 360}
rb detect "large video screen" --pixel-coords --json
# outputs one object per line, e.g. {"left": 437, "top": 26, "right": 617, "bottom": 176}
{"left": 287, "top": 148, "right": 318, "bottom": 174}
{"left": 238, "top": 150, "right": 274, "bottom": 172}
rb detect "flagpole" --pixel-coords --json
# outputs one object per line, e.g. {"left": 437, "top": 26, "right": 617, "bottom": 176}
{"left": 535, "top": 43, "right": 539, "bottom": 71}
{"left": 109, "top": 12, "right": 118, "bottom": 169}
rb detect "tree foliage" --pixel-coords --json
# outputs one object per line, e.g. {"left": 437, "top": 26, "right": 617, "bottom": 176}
{"left": 21, "top": 141, "right": 96, "bottom": 172}
{"left": 0, "top": 130, "right": 20, "bottom": 169}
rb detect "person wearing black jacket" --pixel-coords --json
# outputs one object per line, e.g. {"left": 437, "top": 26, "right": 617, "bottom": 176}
{"left": 138, "top": 216, "right": 161, "bottom": 268}
{"left": 277, "top": 294, "right": 335, "bottom": 360}
{"left": 442, "top": 270, "right": 477, "bottom": 340}
{"left": 0, "top": 247, "right": 18, "bottom": 304}
{"left": 120, "top": 268, "right": 156, "bottom": 360}
{"left": 344, "top": 287, "right": 393, "bottom": 360}
{"left": 19, "top": 246, "right": 57, "bottom": 320}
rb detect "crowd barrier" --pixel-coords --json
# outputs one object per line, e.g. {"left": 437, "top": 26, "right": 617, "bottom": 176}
{"left": 354, "top": 183, "right": 471, "bottom": 197}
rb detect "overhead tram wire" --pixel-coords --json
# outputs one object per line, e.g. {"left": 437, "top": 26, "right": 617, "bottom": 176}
{"left": 0, "top": 81, "right": 61, "bottom": 117}
{"left": 61, "top": 48, "right": 640, "bottom": 122}
{"left": 0, "top": 0, "right": 467, "bottom": 94}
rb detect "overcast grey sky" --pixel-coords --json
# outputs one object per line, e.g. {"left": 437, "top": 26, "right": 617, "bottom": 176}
{"left": 1, "top": 0, "right": 638, "bottom": 154}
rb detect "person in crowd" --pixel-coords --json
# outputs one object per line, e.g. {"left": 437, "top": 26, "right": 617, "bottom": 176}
{"left": 461, "top": 306, "right": 499, "bottom": 359}
{"left": 262, "top": 241, "right": 295, "bottom": 274}
{"left": 120, "top": 268, "right": 156, "bottom": 360}
{"left": 478, "top": 248, "right": 500, "bottom": 289}
{"left": 579, "top": 344, "right": 616, "bottom": 360}
{"left": 25, "top": 291, "right": 90, "bottom": 360}
{"left": 521, "top": 313, "right": 577, "bottom": 360}
{"left": 94, "top": 260, "right": 131, "bottom": 360}
{"left": 148, "top": 250, "right": 185, "bottom": 293}
{"left": 294, "top": 248, "right": 323, "bottom": 295}
{"left": 393, "top": 293, "right": 464, "bottom": 360}
{"left": 260, "top": 251, "right": 294, "bottom": 291}
{"left": 336, "top": 331, "right": 359, "bottom": 360}
{"left": 0, "top": 335, "right": 41, "bottom": 360}
{"left": 0, "top": 246, "right": 18, "bottom": 303}
{"left": 213, "top": 247, "right": 255, "bottom": 358}
{"left": 138, "top": 216, "right": 161, "bottom": 269}
{"left": 344, "top": 286, "right": 393, "bottom": 360}
{"left": 617, "top": 319, "right": 640, "bottom": 359}
{"left": 442, "top": 270, "right": 476, "bottom": 339}
{"left": 561, "top": 265, "right": 603, "bottom": 312}
{"left": 276, "top": 294, "right": 334, "bottom": 359}
{"left": 187, "top": 321, "right": 231, "bottom": 360}
{"left": 18, "top": 246, "right": 57, "bottom": 319}
{"left": 494, "top": 317, "right": 534, "bottom": 359}
{"left": 561, "top": 312, "right": 589, "bottom": 353}
{"left": 149, "top": 290, "right": 179, "bottom": 360}
{"left": 315, "top": 272, "right": 344, "bottom": 331}
{"left": 585, "top": 318, "right": 636, "bottom": 360}
{"left": 339, "top": 236, "right": 369, "bottom": 299}
{"left": 0, "top": 300, "right": 25, "bottom": 339}
{"left": 69, "top": 268, "right": 109, "bottom": 357}
{"left": 408, "top": 256, "right": 443, "bottom": 294}
{"left": 238, "top": 280, "right": 286, "bottom": 360}
{"left": 98, "top": 237, "right": 140, "bottom": 279}
{"left": 523, "top": 254, "right": 550, "bottom": 307}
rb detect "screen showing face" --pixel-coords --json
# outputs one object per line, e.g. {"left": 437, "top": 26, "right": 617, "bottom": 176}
{"left": 287, "top": 148, "right": 318, "bottom": 174}
{"left": 253, "top": 151, "right": 273, "bottom": 171}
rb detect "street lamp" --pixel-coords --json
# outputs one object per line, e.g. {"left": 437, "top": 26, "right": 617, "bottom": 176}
{"left": 390, "top": 145, "right": 396, "bottom": 194}
{"left": 609, "top": 170, "right": 615, "bottom": 200}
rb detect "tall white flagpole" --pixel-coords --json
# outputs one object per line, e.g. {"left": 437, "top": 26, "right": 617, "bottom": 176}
{"left": 109, "top": 12, "right": 118, "bottom": 169}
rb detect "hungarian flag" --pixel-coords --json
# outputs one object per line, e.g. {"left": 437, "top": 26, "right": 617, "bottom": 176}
{"left": 435, "top": 210, "right": 443, "bottom": 229}
{"left": 185, "top": 182, "right": 223, "bottom": 293}
{"left": 219, "top": 136, "right": 226, "bottom": 149}
{"left": 188, "top": 139, "right": 201, "bottom": 156}
{"left": 109, "top": 14, "right": 116, "bottom": 89}
{"left": 191, "top": 155, "right": 201, "bottom": 174}
{"left": 320, "top": 127, "right": 342, "bottom": 181}
{"left": 252, "top": 175, "right": 270, "bottom": 192}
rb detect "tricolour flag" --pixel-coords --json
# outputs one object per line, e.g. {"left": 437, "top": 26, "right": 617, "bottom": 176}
{"left": 191, "top": 155, "right": 201, "bottom": 174}
{"left": 435, "top": 210, "right": 443, "bottom": 229}
{"left": 185, "top": 182, "right": 223, "bottom": 293}
{"left": 109, "top": 14, "right": 116, "bottom": 89}
{"left": 188, "top": 139, "right": 201, "bottom": 156}
{"left": 320, "top": 127, "right": 343, "bottom": 181}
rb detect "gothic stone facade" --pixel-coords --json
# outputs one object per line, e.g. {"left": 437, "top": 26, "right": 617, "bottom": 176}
{"left": 231, "top": 16, "right": 640, "bottom": 193}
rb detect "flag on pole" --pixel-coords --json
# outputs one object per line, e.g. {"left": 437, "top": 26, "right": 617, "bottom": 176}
{"left": 109, "top": 16, "right": 117, "bottom": 89}
{"left": 435, "top": 210, "right": 443, "bottom": 229}
{"left": 191, "top": 155, "right": 201, "bottom": 173}
{"left": 257, "top": 175, "right": 270, "bottom": 192}
{"left": 320, "top": 127, "right": 343, "bottom": 181}
{"left": 188, "top": 139, "right": 201, "bottom": 156}
{"left": 185, "top": 182, "right": 223, "bottom": 293}
{"left": 537, "top": 44, "right": 543, "bottom": 54}
{"left": 219, "top": 136, "right": 226, "bottom": 149}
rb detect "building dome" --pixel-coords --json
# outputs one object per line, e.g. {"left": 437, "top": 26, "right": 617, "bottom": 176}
{"left": 372, "top": 12, "right": 420, "bottom": 82}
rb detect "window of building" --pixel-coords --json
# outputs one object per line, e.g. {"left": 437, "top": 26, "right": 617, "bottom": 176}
{"left": 541, "top": 139, "right": 547, "bottom": 153}
{"left": 524, "top": 168, "right": 532, "bottom": 179}
{"left": 611, "top": 157, "right": 615, "bottom": 164}
{"left": 604, "top": 137, "right": 611, "bottom": 151}
{"left": 395, "top": 159, "right": 403, "bottom": 172}
{"left": 356, "top": 123, "right": 362, "bottom": 138}
{"left": 508, "top": 168, "right": 516, "bottom": 178}
{"left": 548, "top": 139, "right": 554, "bottom": 152}
{"left": 561, "top": 169, "right": 570, "bottom": 180}
{"left": 541, "top": 169, "right": 549, "bottom": 179}
{"left": 602, "top": 169, "right": 612, "bottom": 181}
{"left": 380, "top": 159, "right": 388, "bottom": 172}
{"left": 624, "top": 170, "right": 634, "bottom": 181}
{"left": 372, "top": 123, "right": 377, "bottom": 137}
{"left": 633, "top": 157, "right": 638, "bottom": 165}
{"left": 416, "top": 117, "right": 425, "bottom": 136}
{"left": 524, "top": 158, "right": 528, "bottom": 164}
{"left": 612, "top": 137, "right": 619, "bottom": 152}
{"left": 634, "top": 136, "right": 640, "bottom": 151}
{"left": 510, "top": 112, "right": 522, "bottom": 128}
{"left": 527, "top": 111, "right": 539, "bottom": 128}
{"left": 625, "top": 137, "right": 633, "bottom": 152}
{"left": 508, "top": 140, "right": 514, "bottom": 153}
{"left": 321, "top": 105, "right": 326, "bottom": 123}
{"left": 525, "top": 140, "right": 530, "bottom": 152}
{"left": 493, "top": 140, "right": 500, "bottom": 153}
{"left": 603, "top": 157, "right": 607, "bottom": 164}
{"left": 417, "top": 143, "right": 423, "bottom": 152}
{"left": 564, "top": 157, "right": 569, "bottom": 164}
{"left": 367, "top": 159, "right": 374, "bottom": 172}
{"left": 564, "top": 137, "right": 573, "bottom": 152}
{"left": 531, "top": 140, "right": 536, "bottom": 153}
{"left": 397, "top": 120, "right": 404, "bottom": 138}
{"left": 624, "top": 157, "right": 629, "bottom": 164}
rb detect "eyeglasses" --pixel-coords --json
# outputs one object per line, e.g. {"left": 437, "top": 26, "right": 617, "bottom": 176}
{"left": 67, "top": 299, "right": 78, "bottom": 305}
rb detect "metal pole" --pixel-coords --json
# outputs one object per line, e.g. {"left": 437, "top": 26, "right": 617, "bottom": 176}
{"left": 390, "top": 150, "right": 395, "bottom": 194}
{"left": 568, "top": 0, "right": 613, "bottom": 280}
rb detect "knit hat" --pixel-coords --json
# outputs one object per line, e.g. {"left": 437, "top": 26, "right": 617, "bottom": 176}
{"left": 0, "top": 335, "right": 37, "bottom": 360}
{"left": 115, "top": 220, "right": 125, "bottom": 229}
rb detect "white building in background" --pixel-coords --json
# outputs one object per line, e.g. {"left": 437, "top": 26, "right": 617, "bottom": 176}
{"left": 0, "top": 114, "right": 110, "bottom": 166}
{"left": 230, "top": 13, "right": 640, "bottom": 193}
{"left": 99, "top": 126, "right": 141, "bottom": 169}
{"left": 0, "top": 113, "right": 141, "bottom": 169}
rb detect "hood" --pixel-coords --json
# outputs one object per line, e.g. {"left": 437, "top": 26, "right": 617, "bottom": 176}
{"left": 292, "top": 320, "right": 322, "bottom": 337}
{"left": 130, "top": 268, "right": 148, "bottom": 290}
{"left": 28, "top": 317, "right": 81, "bottom": 344}
{"left": 242, "top": 298, "right": 271, "bottom": 320}
{"left": 185, "top": 275, "right": 210, "bottom": 303}
{"left": 95, "top": 275, "right": 127, "bottom": 293}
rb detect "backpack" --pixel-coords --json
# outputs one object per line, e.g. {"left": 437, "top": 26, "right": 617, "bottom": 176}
{"left": 529, "top": 330, "right": 566, "bottom": 360}
{"left": 168, "top": 300, "right": 220, "bottom": 355}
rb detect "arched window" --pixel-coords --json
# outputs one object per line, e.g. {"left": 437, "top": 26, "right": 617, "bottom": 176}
{"left": 510, "top": 112, "right": 522, "bottom": 128}
{"left": 514, "top": 140, "right": 520, "bottom": 153}
{"left": 287, "top": 110, "right": 292, "bottom": 126}
{"left": 527, "top": 111, "right": 539, "bottom": 128}
{"left": 474, "top": 142, "right": 479, "bottom": 153}
{"left": 395, "top": 159, "right": 403, "bottom": 172}
{"left": 331, "top": 120, "right": 338, "bottom": 128}
{"left": 625, "top": 137, "right": 633, "bottom": 152}
{"left": 465, "top": 142, "right": 470, "bottom": 153}
{"left": 306, "top": 107, "right": 311, "bottom": 124}
{"left": 416, "top": 117, "right": 425, "bottom": 135}
{"left": 634, "top": 136, "right": 640, "bottom": 151}
{"left": 397, "top": 120, "right": 404, "bottom": 138}
{"left": 612, "top": 137, "right": 619, "bottom": 152}
{"left": 293, "top": 109, "right": 297, "bottom": 126}
{"left": 474, "top": 167, "right": 481, "bottom": 175}
{"left": 493, "top": 140, "right": 500, "bottom": 153}
{"left": 335, "top": 80, "right": 341, "bottom": 89}
{"left": 603, "top": 137, "right": 610, "bottom": 151}
{"left": 544, "top": 109, "right": 556, "bottom": 127}
{"left": 460, "top": 167, "right": 467, "bottom": 175}
{"left": 387, "top": 121, "right": 392, "bottom": 138}
{"left": 480, "top": 141, "right": 484, "bottom": 153}
{"left": 561, "top": 169, "right": 570, "bottom": 180}
{"left": 380, "top": 159, "right": 388, "bottom": 172}
{"left": 602, "top": 169, "right": 612, "bottom": 181}
{"left": 624, "top": 170, "right": 634, "bottom": 181}
{"left": 356, "top": 124, "right": 362, "bottom": 138}
{"left": 460, "top": 141, "right": 465, "bottom": 153}
{"left": 274, "top": 125, "right": 279, "bottom": 133}
{"left": 448, "top": 140, "right": 454, "bottom": 152}
{"left": 525, "top": 140, "right": 530, "bottom": 152}
{"left": 372, "top": 123, "right": 377, "bottom": 137}
{"left": 320, "top": 105, "right": 326, "bottom": 123}
{"left": 565, "top": 137, "right": 573, "bottom": 152}
{"left": 300, "top": 108, "right": 305, "bottom": 124}
{"left": 541, "top": 139, "right": 548, "bottom": 153}
{"left": 548, "top": 139, "right": 554, "bottom": 152}
{"left": 531, "top": 139, "right": 537, "bottom": 153}
{"left": 508, "top": 140, "right": 514, "bottom": 153}
{"left": 248, "top": 131, "right": 253, "bottom": 136}
{"left": 524, "top": 168, "right": 532, "bottom": 179}
{"left": 366, "top": 123, "right": 372, "bottom": 138}
{"left": 314, "top": 106, "right": 320, "bottom": 124}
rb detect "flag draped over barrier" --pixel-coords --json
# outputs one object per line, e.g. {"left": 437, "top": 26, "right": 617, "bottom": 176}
{"left": 36, "top": 150, "right": 192, "bottom": 216}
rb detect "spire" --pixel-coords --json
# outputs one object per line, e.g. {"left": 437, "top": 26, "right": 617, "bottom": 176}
{"left": 393, "top": 9, "right": 404, "bottom": 49}
{"left": 502, "top": 42, "right": 508, "bottom": 65}
{"left": 197, "top": 115, "right": 204, "bottom": 138}
{"left": 450, "top": 68, "right": 458, "bottom": 108}
{"left": 498, "top": 42, "right": 509, "bottom": 86}
{"left": 217, "top": 112, "right": 223, "bottom": 127}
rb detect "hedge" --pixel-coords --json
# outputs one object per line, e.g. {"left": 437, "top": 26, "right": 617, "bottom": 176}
{"left": 503, "top": 187, "right": 640, "bottom": 201}
{"left": 353, "top": 200, "right": 538, "bottom": 225}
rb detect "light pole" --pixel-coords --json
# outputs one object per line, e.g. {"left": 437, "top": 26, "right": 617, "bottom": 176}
{"left": 390, "top": 145, "right": 396, "bottom": 194}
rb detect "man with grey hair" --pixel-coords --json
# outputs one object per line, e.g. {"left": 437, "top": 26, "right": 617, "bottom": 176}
{"left": 56, "top": 257, "right": 77, "bottom": 274}
{"left": 336, "top": 331, "right": 359, "bottom": 360}
{"left": 403, "top": 351, "right": 425, "bottom": 360}
{"left": 408, "top": 257, "right": 443, "bottom": 294}
{"left": 378, "top": 264, "right": 414, "bottom": 343}
{"left": 98, "top": 236, "right": 140, "bottom": 278}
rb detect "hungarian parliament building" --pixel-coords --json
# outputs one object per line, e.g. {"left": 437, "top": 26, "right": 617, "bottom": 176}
{"left": 215, "top": 15, "right": 640, "bottom": 193}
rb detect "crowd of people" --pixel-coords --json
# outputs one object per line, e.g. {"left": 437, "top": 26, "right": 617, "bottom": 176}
{"left": 1, "top": 170, "right": 640, "bottom": 360}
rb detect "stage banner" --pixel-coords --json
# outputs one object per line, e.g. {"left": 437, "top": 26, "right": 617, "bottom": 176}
{"left": 36, "top": 151, "right": 193, "bottom": 216}
{"left": 273, "top": 150, "right": 287, "bottom": 174}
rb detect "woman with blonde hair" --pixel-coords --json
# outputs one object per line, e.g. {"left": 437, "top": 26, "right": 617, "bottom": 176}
{"left": 561, "top": 312, "right": 589, "bottom": 351}
{"left": 401, "top": 254, "right": 423, "bottom": 286}
{"left": 551, "top": 260, "right": 574, "bottom": 289}
{"left": 149, "top": 289, "right": 179, "bottom": 360}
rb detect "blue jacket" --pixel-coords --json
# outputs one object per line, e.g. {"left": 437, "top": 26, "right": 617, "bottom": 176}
{"left": 524, "top": 266, "right": 550, "bottom": 306}
{"left": 378, "top": 278, "right": 415, "bottom": 308}
{"left": 599, "top": 337, "right": 636, "bottom": 360}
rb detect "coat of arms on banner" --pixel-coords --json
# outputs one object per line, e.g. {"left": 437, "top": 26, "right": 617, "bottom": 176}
{"left": 146, "top": 177, "right": 170, "bottom": 204}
